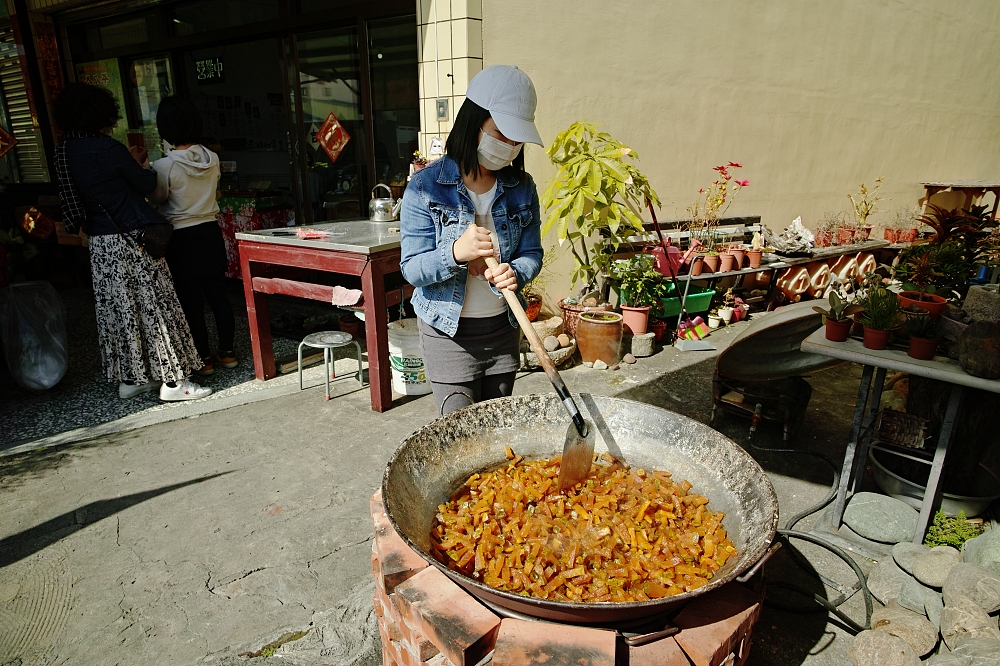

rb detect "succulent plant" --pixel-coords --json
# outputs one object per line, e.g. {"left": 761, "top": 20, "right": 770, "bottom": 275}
{"left": 904, "top": 310, "right": 942, "bottom": 340}
{"left": 812, "top": 291, "right": 865, "bottom": 322}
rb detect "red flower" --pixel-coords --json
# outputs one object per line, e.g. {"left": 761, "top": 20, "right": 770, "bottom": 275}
{"left": 698, "top": 189, "right": 704, "bottom": 193}
{"left": 728, "top": 162, "right": 743, "bottom": 168}
{"left": 713, "top": 165, "right": 727, "bottom": 172}
{"left": 736, "top": 179, "right": 749, "bottom": 187}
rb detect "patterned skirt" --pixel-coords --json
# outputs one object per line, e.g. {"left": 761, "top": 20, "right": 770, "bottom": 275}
{"left": 88, "top": 232, "right": 202, "bottom": 384}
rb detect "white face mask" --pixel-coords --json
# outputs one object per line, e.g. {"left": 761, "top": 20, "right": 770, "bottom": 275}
{"left": 478, "top": 131, "right": 522, "bottom": 171}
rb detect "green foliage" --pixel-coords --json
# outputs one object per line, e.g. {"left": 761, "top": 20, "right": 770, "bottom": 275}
{"left": 541, "top": 122, "right": 660, "bottom": 290}
{"left": 857, "top": 276, "right": 900, "bottom": 331}
{"left": 895, "top": 240, "right": 976, "bottom": 301}
{"left": 924, "top": 510, "right": 984, "bottom": 548}
{"left": 904, "top": 310, "right": 942, "bottom": 340}
{"left": 610, "top": 254, "right": 662, "bottom": 307}
{"left": 812, "top": 290, "right": 865, "bottom": 322}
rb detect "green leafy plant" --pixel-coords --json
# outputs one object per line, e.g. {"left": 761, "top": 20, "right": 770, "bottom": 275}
{"left": 919, "top": 204, "right": 984, "bottom": 246}
{"left": 899, "top": 251, "right": 942, "bottom": 301}
{"left": 924, "top": 510, "right": 984, "bottom": 548}
{"left": 541, "top": 122, "right": 660, "bottom": 291}
{"left": 610, "top": 254, "right": 662, "bottom": 307}
{"left": 857, "top": 275, "right": 900, "bottom": 331}
{"left": 895, "top": 239, "right": 977, "bottom": 301}
{"left": 976, "top": 227, "right": 1000, "bottom": 267}
{"left": 812, "top": 291, "right": 865, "bottom": 322}
{"left": 904, "top": 310, "right": 942, "bottom": 340}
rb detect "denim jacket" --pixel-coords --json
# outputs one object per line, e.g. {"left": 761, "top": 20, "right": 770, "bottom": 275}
{"left": 399, "top": 156, "right": 543, "bottom": 337}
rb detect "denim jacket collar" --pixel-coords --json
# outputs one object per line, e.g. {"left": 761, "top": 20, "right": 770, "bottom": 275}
{"left": 435, "top": 155, "right": 519, "bottom": 190}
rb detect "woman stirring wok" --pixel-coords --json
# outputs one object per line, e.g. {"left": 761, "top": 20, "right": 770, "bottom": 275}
{"left": 400, "top": 66, "right": 544, "bottom": 415}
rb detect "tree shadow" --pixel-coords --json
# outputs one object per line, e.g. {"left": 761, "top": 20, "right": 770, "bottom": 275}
{"left": 0, "top": 471, "right": 234, "bottom": 568}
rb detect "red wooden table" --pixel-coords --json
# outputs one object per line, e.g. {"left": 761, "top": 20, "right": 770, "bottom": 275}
{"left": 236, "top": 221, "right": 410, "bottom": 412}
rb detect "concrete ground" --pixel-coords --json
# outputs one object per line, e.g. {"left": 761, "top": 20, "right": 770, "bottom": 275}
{"left": 0, "top": 317, "right": 875, "bottom": 666}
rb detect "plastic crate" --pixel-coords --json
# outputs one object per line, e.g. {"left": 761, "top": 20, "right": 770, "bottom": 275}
{"left": 659, "top": 286, "right": 715, "bottom": 317}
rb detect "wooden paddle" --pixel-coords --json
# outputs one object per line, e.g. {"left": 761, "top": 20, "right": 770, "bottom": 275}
{"left": 484, "top": 255, "right": 595, "bottom": 489}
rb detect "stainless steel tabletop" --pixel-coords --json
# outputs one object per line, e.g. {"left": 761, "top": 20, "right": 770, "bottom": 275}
{"left": 235, "top": 219, "right": 402, "bottom": 254}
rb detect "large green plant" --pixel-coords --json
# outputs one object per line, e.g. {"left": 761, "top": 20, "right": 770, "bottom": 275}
{"left": 610, "top": 254, "right": 661, "bottom": 307}
{"left": 541, "top": 122, "right": 660, "bottom": 290}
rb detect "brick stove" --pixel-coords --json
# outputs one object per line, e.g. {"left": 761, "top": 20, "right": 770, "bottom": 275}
{"left": 371, "top": 490, "right": 763, "bottom": 666}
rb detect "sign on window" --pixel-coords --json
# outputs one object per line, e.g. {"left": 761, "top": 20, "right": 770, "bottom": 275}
{"left": 194, "top": 57, "right": 225, "bottom": 85}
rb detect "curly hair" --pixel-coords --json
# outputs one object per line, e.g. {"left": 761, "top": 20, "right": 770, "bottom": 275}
{"left": 53, "top": 83, "right": 120, "bottom": 134}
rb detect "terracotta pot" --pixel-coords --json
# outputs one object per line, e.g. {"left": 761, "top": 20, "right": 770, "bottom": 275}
{"left": 689, "top": 255, "right": 704, "bottom": 276}
{"left": 814, "top": 230, "right": 832, "bottom": 248}
{"left": 558, "top": 299, "right": 612, "bottom": 339}
{"left": 728, "top": 247, "right": 746, "bottom": 268}
{"left": 525, "top": 293, "right": 543, "bottom": 322}
{"left": 856, "top": 225, "right": 872, "bottom": 241}
{"left": 898, "top": 228, "right": 918, "bottom": 243}
{"left": 825, "top": 318, "right": 851, "bottom": 342}
{"left": 836, "top": 226, "right": 855, "bottom": 245}
{"left": 649, "top": 319, "right": 668, "bottom": 342}
{"left": 339, "top": 315, "right": 362, "bottom": 337}
{"left": 620, "top": 304, "right": 652, "bottom": 335}
{"left": 702, "top": 254, "right": 720, "bottom": 273}
{"left": 883, "top": 228, "right": 899, "bottom": 243}
{"left": 718, "top": 252, "right": 736, "bottom": 273}
{"left": 897, "top": 291, "right": 947, "bottom": 320}
{"left": 908, "top": 336, "right": 938, "bottom": 360}
{"left": 746, "top": 249, "right": 762, "bottom": 268}
{"left": 576, "top": 311, "right": 623, "bottom": 365}
{"left": 862, "top": 326, "right": 890, "bottom": 350}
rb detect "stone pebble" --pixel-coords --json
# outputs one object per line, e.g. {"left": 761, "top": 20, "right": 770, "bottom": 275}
{"left": 593, "top": 360, "right": 609, "bottom": 370}
{"left": 543, "top": 336, "right": 560, "bottom": 352}
{"left": 868, "top": 556, "right": 915, "bottom": 606}
{"left": 926, "top": 592, "right": 944, "bottom": 631}
{"left": 942, "top": 562, "right": 1000, "bottom": 613}
{"left": 622, "top": 353, "right": 637, "bottom": 364}
{"left": 939, "top": 594, "right": 1000, "bottom": 650}
{"left": 557, "top": 333, "right": 571, "bottom": 348}
{"left": 848, "top": 630, "right": 920, "bottom": 666}
{"left": 927, "top": 637, "right": 1000, "bottom": 666}
{"left": 898, "top": 576, "right": 938, "bottom": 617}
{"left": 913, "top": 546, "right": 962, "bottom": 588}
{"left": 893, "top": 542, "right": 930, "bottom": 575}
{"left": 870, "top": 601, "right": 940, "bottom": 657}
{"left": 963, "top": 527, "right": 1000, "bottom": 577}
{"left": 843, "top": 492, "right": 919, "bottom": 544}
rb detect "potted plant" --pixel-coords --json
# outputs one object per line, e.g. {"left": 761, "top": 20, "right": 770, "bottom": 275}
{"left": 707, "top": 308, "right": 723, "bottom": 329}
{"left": 812, "top": 290, "right": 865, "bottom": 341}
{"left": 728, "top": 244, "right": 746, "bottom": 269}
{"left": 746, "top": 231, "right": 764, "bottom": 268}
{"left": 576, "top": 311, "right": 623, "bottom": 365}
{"left": 975, "top": 226, "right": 1000, "bottom": 285}
{"left": 649, "top": 318, "right": 668, "bottom": 341}
{"left": 610, "top": 254, "right": 661, "bottom": 335}
{"left": 857, "top": 275, "right": 900, "bottom": 350}
{"left": 702, "top": 249, "right": 720, "bottom": 273}
{"left": 520, "top": 247, "right": 556, "bottom": 322}
{"left": 815, "top": 213, "right": 839, "bottom": 247}
{"left": 847, "top": 176, "right": 885, "bottom": 243}
{"left": 686, "top": 162, "right": 749, "bottom": 270}
{"left": 718, "top": 250, "right": 736, "bottom": 273}
{"left": 904, "top": 310, "right": 942, "bottom": 360}
{"left": 896, "top": 252, "right": 948, "bottom": 319}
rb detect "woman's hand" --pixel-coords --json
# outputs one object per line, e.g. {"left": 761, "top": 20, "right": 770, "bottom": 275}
{"left": 485, "top": 262, "right": 517, "bottom": 291}
{"left": 452, "top": 224, "right": 495, "bottom": 264}
{"left": 129, "top": 145, "right": 148, "bottom": 166}
{"left": 467, "top": 257, "right": 488, "bottom": 277}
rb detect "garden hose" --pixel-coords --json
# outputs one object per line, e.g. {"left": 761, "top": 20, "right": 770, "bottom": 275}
{"left": 745, "top": 422, "right": 875, "bottom": 633}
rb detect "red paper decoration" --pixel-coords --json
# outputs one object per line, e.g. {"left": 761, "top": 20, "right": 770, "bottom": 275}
{"left": 316, "top": 111, "right": 350, "bottom": 163}
{"left": 21, "top": 207, "right": 55, "bottom": 240}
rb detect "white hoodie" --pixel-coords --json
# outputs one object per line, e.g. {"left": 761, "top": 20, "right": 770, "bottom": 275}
{"left": 150, "top": 145, "right": 221, "bottom": 230}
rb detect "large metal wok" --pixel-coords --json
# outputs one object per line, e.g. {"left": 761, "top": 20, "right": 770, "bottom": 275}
{"left": 382, "top": 395, "right": 779, "bottom": 624}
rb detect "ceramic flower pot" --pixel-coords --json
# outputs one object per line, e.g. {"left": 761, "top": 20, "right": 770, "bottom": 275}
{"left": 728, "top": 247, "right": 746, "bottom": 268}
{"left": 814, "top": 230, "right": 832, "bottom": 248}
{"left": 836, "top": 226, "right": 855, "bottom": 246}
{"left": 689, "top": 255, "right": 704, "bottom": 276}
{"left": 702, "top": 254, "right": 720, "bottom": 273}
{"left": 649, "top": 319, "right": 668, "bottom": 342}
{"left": 897, "top": 291, "right": 947, "bottom": 320}
{"left": 746, "top": 250, "right": 763, "bottom": 268}
{"left": 862, "top": 326, "right": 890, "bottom": 350}
{"left": 718, "top": 307, "right": 734, "bottom": 324}
{"left": 576, "top": 311, "right": 623, "bottom": 365}
{"left": 708, "top": 315, "right": 722, "bottom": 329}
{"left": 525, "top": 293, "right": 543, "bottom": 322}
{"left": 907, "top": 336, "right": 938, "bottom": 360}
{"left": 558, "top": 299, "right": 612, "bottom": 339}
{"left": 898, "top": 228, "right": 918, "bottom": 243}
{"left": 620, "top": 304, "right": 652, "bottom": 336}
{"left": 883, "top": 228, "right": 899, "bottom": 243}
{"left": 825, "top": 318, "right": 851, "bottom": 342}
{"left": 718, "top": 252, "right": 736, "bottom": 273}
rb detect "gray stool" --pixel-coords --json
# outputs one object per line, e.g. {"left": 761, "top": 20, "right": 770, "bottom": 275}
{"left": 297, "top": 331, "right": 365, "bottom": 400}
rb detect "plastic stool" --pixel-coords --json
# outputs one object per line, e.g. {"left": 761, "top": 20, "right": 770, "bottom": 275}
{"left": 297, "top": 331, "right": 365, "bottom": 400}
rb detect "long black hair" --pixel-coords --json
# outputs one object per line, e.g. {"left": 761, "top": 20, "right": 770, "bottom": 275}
{"left": 445, "top": 98, "right": 525, "bottom": 182}
{"left": 53, "top": 83, "right": 120, "bottom": 134}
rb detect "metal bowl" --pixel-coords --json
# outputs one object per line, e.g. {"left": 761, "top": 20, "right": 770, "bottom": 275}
{"left": 869, "top": 449, "right": 1000, "bottom": 517}
{"left": 382, "top": 394, "right": 779, "bottom": 623}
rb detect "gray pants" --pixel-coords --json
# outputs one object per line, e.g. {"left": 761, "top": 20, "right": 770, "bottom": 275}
{"left": 430, "top": 372, "right": 517, "bottom": 415}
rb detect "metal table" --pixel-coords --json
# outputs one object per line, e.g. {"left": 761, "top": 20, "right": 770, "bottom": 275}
{"left": 801, "top": 328, "right": 1000, "bottom": 543}
{"left": 237, "top": 220, "right": 411, "bottom": 412}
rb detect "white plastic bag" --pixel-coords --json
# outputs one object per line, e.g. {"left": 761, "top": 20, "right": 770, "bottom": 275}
{"left": 0, "top": 281, "right": 68, "bottom": 390}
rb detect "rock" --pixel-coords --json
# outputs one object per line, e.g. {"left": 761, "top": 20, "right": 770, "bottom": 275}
{"left": 963, "top": 285, "right": 1000, "bottom": 323}
{"left": 543, "top": 335, "right": 560, "bottom": 352}
{"left": 848, "top": 630, "right": 920, "bottom": 666}
{"left": 880, "top": 390, "right": 908, "bottom": 412}
{"left": 557, "top": 333, "right": 571, "bottom": 348}
{"left": 942, "top": 563, "right": 1000, "bottom": 613}
{"left": 843, "top": 492, "right": 919, "bottom": 544}
{"left": 947, "top": 637, "right": 1000, "bottom": 665}
{"left": 593, "top": 359, "right": 609, "bottom": 370}
{"left": 531, "top": 316, "right": 564, "bottom": 339}
{"left": 610, "top": 364, "right": 620, "bottom": 371}
{"left": 583, "top": 361, "right": 594, "bottom": 368}
{"left": 963, "top": 527, "right": 1000, "bottom": 577}
{"left": 622, "top": 353, "right": 637, "bottom": 364}
{"left": 871, "top": 601, "right": 940, "bottom": 657}
{"left": 898, "top": 576, "right": 937, "bottom": 616}
{"left": 926, "top": 591, "right": 945, "bottom": 631}
{"left": 583, "top": 297, "right": 598, "bottom": 306}
{"left": 893, "top": 542, "right": 931, "bottom": 575}
{"left": 940, "top": 594, "right": 1000, "bottom": 650}
{"left": 630, "top": 332, "right": 655, "bottom": 357}
{"left": 913, "top": 547, "right": 962, "bottom": 588}
{"left": 868, "top": 557, "right": 915, "bottom": 605}
{"left": 957, "top": 321, "right": 1000, "bottom": 379}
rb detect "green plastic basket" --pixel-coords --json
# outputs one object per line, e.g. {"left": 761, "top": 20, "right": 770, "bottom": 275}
{"left": 659, "top": 286, "right": 715, "bottom": 318}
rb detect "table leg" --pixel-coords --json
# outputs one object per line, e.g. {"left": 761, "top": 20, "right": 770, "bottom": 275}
{"left": 361, "top": 259, "right": 392, "bottom": 412}
{"left": 240, "top": 250, "right": 276, "bottom": 380}
{"left": 913, "top": 384, "right": 964, "bottom": 543}
{"left": 832, "top": 364, "right": 875, "bottom": 528}
{"left": 848, "top": 367, "right": 886, "bottom": 497}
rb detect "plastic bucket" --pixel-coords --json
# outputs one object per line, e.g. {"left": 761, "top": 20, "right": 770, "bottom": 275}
{"left": 387, "top": 319, "right": 431, "bottom": 395}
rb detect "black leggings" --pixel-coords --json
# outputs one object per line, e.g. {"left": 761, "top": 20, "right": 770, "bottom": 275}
{"left": 429, "top": 372, "right": 517, "bottom": 416}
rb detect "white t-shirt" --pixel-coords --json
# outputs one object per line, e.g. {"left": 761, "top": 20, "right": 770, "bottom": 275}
{"left": 461, "top": 183, "right": 506, "bottom": 318}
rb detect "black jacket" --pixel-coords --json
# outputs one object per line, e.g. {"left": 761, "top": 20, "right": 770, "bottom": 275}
{"left": 65, "top": 135, "right": 164, "bottom": 235}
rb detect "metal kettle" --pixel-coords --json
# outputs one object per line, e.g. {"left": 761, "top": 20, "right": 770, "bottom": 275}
{"left": 369, "top": 184, "right": 401, "bottom": 222}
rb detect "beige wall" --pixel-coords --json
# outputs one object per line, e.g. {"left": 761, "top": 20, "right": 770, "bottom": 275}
{"left": 476, "top": 0, "right": 1000, "bottom": 299}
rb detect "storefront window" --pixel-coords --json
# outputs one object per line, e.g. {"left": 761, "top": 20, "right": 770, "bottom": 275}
{"left": 182, "top": 38, "right": 291, "bottom": 194}
{"left": 368, "top": 17, "right": 419, "bottom": 194}
{"left": 126, "top": 55, "right": 173, "bottom": 163}
{"left": 172, "top": 0, "right": 280, "bottom": 37}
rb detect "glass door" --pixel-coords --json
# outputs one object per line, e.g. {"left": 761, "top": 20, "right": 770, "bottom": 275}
{"left": 125, "top": 54, "right": 173, "bottom": 162}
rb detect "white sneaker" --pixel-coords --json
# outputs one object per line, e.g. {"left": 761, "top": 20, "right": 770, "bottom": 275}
{"left": 159, "top": 379, "right": 213, "bottom": 401}
{"left": 119, "top": 381, "right": 161, "bottom": 399}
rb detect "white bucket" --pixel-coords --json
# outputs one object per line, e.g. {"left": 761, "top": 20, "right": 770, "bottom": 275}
{"left": 387, "top": 318, "right": 431, "bottom": 395}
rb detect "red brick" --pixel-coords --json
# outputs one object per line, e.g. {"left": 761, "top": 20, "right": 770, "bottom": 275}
{"left": 373, "top": 591, "right": 384, "bottom": 618}
{"left": 628, "top": 636, "right": 692, "bottom": 666}
{"left": 394, "top": 567, "right": 501, "bottom": 666}
{"left": 371, "top": 490, "right": 428, "bottom": 593}
{"left": 423, "top": 654, "right": 455, "bottom": 666}
{"left": 492, "top": 618, "right": 617, "bottom": 666}
{"left": 672, "top": 583, "right": 761, "bottom": 666}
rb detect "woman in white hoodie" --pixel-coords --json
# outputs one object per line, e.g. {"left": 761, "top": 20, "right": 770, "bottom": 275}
{"left": 150, "top": 96, "right": 237, "bottom": 376}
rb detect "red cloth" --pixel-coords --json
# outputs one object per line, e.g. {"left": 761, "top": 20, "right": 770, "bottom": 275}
{"left": 217, "top": 201, "right": 294, "bottom": 279}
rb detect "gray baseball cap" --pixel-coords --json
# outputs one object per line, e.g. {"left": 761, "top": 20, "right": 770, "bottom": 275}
{"left": 465, "top": 65, "right": 543, "bottom": 146}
